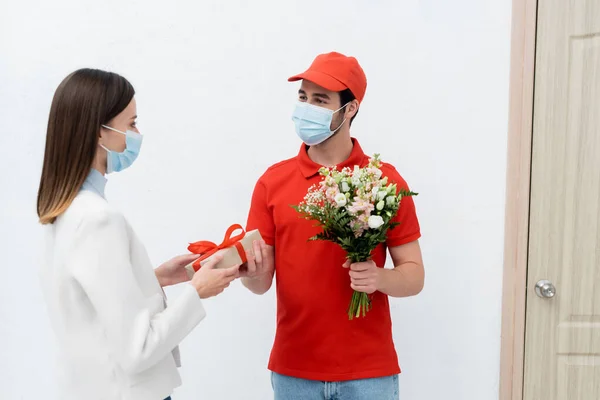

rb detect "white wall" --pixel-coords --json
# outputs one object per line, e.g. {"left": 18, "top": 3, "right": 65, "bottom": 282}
{"left": 0, "top": 0, "right": 512, "bottom": 399}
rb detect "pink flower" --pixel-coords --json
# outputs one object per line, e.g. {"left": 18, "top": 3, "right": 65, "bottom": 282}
{"left": 347, "top": 197, "right": 375, "bottom": 216}
{"left": 350, "top": 221, "right": 366, "bottom": 237}
{"left": 325, "top": 187, "right": 340, "bottom": 203}
{"left": 349, "top": 213, "right": 371, "bottom": 237}
{"left": 366, "top": 167, "right": 383, "bottom": 179}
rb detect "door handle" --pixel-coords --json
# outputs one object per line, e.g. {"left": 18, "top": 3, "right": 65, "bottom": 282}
{"left": 535, "top": 280, "right": 556, "bottom": 298}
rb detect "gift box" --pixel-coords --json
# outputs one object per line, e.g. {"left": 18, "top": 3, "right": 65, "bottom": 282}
{"left": 185, "top": 224, "right": 263, "bottom": 279}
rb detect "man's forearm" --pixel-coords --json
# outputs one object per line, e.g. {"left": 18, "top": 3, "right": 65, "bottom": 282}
{"left": 377, "top": 262, "right": 424, "bottom": 297}
{"left": 242, "top": 273, "right": 274, "bottom": 295}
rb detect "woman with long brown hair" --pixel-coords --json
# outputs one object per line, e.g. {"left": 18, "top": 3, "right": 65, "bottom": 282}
{"left": 37, "top": 68, "right": 239, "bottom": 400}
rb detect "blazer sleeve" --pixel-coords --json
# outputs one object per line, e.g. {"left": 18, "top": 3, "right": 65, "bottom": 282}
{"left": 68, "top": 209, "right": 206, "bottom": 375}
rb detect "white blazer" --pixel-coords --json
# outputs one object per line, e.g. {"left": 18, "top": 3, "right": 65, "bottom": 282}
{"left": 40, "top": 170, "right": 206, "bottom": 400}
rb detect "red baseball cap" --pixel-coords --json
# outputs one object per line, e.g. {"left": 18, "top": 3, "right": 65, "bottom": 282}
{"left": 288, "top": 52, "right": 367, "bottom": 103}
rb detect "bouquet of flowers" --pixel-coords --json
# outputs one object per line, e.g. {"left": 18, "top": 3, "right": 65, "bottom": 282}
{"left": 293, "top": 154, "right": 417, "bottom": 320}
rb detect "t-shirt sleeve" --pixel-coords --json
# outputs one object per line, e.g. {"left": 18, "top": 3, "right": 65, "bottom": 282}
{"left": 383, "top": 165, "right": 421, "bottom": 247}
{"left": 246, "top": 176, "right": 276, "bottom": 246}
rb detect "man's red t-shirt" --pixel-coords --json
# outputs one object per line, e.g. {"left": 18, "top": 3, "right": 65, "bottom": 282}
{"left": 246, "top": 139, "right": 421, "bottom": 381}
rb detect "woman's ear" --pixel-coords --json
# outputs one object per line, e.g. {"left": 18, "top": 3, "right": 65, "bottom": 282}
{"left": 98, "top": 127, "right": 106, "bottom": 145}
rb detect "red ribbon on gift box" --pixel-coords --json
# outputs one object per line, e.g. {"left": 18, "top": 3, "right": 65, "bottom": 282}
{"left": 187, "top": 224, "right": 248, "bottom": 271}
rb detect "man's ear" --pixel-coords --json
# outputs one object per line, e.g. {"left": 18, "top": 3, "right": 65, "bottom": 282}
{"left": 346, "top": 100, "right": 359, "bottom": 119}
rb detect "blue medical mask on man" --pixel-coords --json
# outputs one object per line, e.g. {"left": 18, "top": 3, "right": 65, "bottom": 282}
{"left": 99, "top": 125, "right": 143, "bottom": 174}
{"left": 292, "top": 102, "right": 350, "bottom": 146}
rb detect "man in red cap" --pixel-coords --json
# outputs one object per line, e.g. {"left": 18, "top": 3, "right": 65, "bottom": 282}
{"left": 242, "top": 52, "right": 424, "bottom": 399}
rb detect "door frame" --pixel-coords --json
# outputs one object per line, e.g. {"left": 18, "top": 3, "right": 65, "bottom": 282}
{"left": 499, "top": 0, "right": 539, "bottom": 399}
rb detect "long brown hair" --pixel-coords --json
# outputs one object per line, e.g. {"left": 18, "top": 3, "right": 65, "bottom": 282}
{"left": 37, "top": 68, "right": 135, "bottom": 224}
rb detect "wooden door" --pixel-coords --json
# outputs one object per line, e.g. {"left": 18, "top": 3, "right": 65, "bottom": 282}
{"left": 524, "top": 0, "right": 600, "bottom": 398}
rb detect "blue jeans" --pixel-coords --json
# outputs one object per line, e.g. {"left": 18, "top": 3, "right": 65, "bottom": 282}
{"left": 271, "top": 372, "right": 399, "bottom": 400}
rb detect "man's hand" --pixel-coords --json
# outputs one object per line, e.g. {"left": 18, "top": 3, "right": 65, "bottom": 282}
{"left": 241, "top": 240, "right": 275, "bottom": 294}
{"left": 155, "top": 253, "right": 199, "bottom": 287}
{"left": 343, "top": 260, "right": 382, "bottom": 294}
{"left": 240, "top": 240, "right": 273, "bottom": 279}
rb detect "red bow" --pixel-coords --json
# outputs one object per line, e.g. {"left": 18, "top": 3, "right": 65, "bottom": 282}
{"left": 187, "top": 224, "right": 248, "bottom": 271}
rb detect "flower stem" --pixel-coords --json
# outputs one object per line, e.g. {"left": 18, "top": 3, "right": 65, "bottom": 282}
{"left": 346, "top": 254, "right": 374, "bottom": 320}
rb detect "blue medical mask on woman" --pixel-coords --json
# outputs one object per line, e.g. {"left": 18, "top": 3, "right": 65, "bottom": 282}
{"left": 292, "top": 102, "right": 349, "bottom": 146}
{"left": 100, "top": 125, "right": 143, "bottom": 174}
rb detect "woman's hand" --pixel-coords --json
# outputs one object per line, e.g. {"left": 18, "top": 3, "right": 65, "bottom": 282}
{"left": 190, "top": 255, "right": 240, "bottom": 299}
{"left": 155, "top": 254, "right": 199, "bottom": 287}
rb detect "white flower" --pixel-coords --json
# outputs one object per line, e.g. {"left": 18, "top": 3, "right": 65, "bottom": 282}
{"left": 341, "top": 181, "right": 350, "bottom": 193}
{"left": 335, "top": 193, "right": 347, "bottom": 208}
{"left": 368, "top": 215, "right": 384, "bottom": 229}
{"left": 386, "top": 196, "right": 396, "bottom": 206}
{"left": 351, "top": 166, "right": 363, "bottom": 185}
{"left": 371, "top": 186, "right": 379, "bottom": 199}
{"left": 377, "top": 190, "right": 387, "bottom": 201}
{"left": 374, "top": 168, "right": 383, "bottom": 179}
{"left": 376, "top": 200, "right": 385, "bottom": 211}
